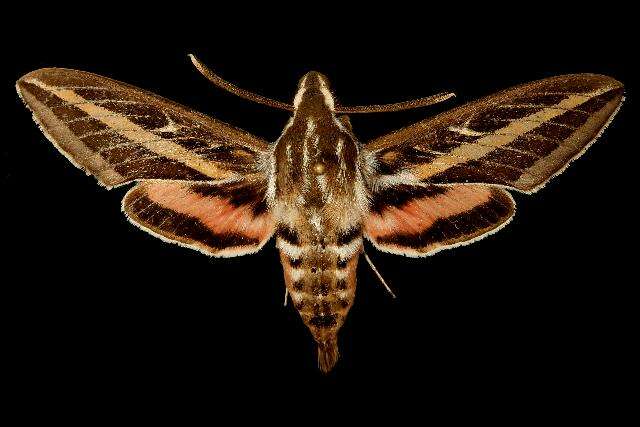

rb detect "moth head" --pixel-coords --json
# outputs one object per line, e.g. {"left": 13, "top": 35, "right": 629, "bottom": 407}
{"left": 293, "top": 71, "right": 335, "bottom": 112}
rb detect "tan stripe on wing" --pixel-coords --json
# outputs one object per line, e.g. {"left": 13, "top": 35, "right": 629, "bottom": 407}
{"left": 18, "top": 87, "right": 125, "bottom": 185}
{"left": 26, "top": 78, "right": 232, "bottom": 181}
{"left": 412, "top": 88, "right": 610, "bottom": 180}
{"left": 514, "top": 92, "right": 623, "bottom": 189}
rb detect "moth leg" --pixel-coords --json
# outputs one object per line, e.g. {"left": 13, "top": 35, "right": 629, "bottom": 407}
{"left": 337, "top": 115, "right": 353, "bottom": 132}
{"left": 363, "top": 250, "right": 396, "bottom": 299}
{"left": 283, "top": 287, "right": 289, "bottom": 307}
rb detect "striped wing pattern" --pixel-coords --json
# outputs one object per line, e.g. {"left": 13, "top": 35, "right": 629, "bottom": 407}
{"left": 365, "top": 184, "right": 515, "bottom": 256}
{"left": 366, "top": 74, "right": 624, "bottom": 193}
{"left": 363, "top": 74, "right": 623, "bottom": 257}
{"left": 16, "top": 68, "right": 269, "bottom": 188}
{"left": 17, "top": 68, "right": 274, "bottom": 257}
{"left": 122, "top": 178, "right": 274, "bottom": 257}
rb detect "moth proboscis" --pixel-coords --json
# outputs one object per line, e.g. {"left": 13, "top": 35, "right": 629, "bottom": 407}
{"left": 16, "top": 54, "right": 624, "bottom": 373}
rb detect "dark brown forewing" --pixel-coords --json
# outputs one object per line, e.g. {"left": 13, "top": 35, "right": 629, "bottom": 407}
{"left": 365, "top": 184, "right": 515, "bottom": 257}
{"left": 365, "top": 74, "right": 624, "bottom": 193}
{"left": 122, "top": 176, "right": 274, "bottom": 257}
{"left": 17, "top": 68, "right": 269, "bottom": 188}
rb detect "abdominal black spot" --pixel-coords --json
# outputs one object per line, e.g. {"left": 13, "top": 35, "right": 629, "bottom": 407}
{"left": 277, "top": 224, "right": 300, "bottom": 245}
{"left": 309, "top": 314, "right": 337, "bottom": 328}
{"left": 289, "top": 257, "right": 302, "bottom": 268}
{"left": 292, "top": 281, "right": 304, "bottom": 291}
{"left": 312, "top": 282, "right": 330, "bottom": 296}
{"left": 336, "top": 279, "right": 347, "bottom": 290}
{"left": 320, "top": 237, "right": 329, "bottom": 250}
{"left": 322, "top": 283, "right": 331, "bottom": 295}
{"left": 337, "top": 258, "right": 348, "bottom": 269}
{"left": 312, "top": 303, "right": 321, "bottom": 315}
{"left": 336, "top": 227, "right": 361, "bottom": 245}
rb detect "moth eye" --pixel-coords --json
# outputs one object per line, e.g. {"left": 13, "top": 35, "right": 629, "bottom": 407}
{"left": 313, "top": 162, "right": 326, "bottom": 175}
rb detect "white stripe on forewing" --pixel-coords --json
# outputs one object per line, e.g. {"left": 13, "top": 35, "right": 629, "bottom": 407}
{"left": 413, "top": 87, "right": 612, "bottom": 179}
{"left": 27, "top": 78, "right": 232, "bottom": 180}
{"left": 449, "top": 124, "right": 486, "bottom": 137}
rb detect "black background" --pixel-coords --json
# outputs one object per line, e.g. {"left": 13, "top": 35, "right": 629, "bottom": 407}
{"left": 3, "top": 7, "right": 636, "bottom": 419}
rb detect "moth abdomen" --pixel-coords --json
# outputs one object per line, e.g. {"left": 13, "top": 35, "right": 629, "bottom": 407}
{"left": 277, "top": 225, "right": 362, "bottom": 373}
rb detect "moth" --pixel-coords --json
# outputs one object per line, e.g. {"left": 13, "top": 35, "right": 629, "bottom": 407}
{"left": 16, "top": 55, "right": 624, "bottom": 373}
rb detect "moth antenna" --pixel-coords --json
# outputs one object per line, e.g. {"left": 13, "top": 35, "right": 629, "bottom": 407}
{"left": 363, "top": 250, "right": 396, "bottom": 299}
{"left": 283, "top": 287, "right": 289, "bottom": 307}
{"left": 336, "top": 91, "right": 455, "bottom": 114}
{"left": 188, "top": 54, "right": 294, "bottom": 112}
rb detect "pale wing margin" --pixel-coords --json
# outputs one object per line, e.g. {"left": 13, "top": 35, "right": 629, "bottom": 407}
{"left": 16, "top": 68, "right": 270, "bottom": 189}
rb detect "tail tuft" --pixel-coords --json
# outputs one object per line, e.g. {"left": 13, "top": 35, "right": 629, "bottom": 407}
{"left": 317, "top": 339, "right": 340, "bottom": 373}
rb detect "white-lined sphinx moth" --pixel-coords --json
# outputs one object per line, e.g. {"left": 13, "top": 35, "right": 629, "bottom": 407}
{"left": 16, "top": 55, "right": 624, "bottom": 373}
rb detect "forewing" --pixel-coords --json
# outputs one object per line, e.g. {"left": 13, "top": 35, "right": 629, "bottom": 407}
{"left": 122, "top": 176, "right": 274, "bottom": 257}
{"left": 365, "top": 184, "right": 515, "bottom": 257}
{"left": 17, "top": 68, "right": 269, "bottom": 188}
{"left": 365, "top": 74, "right": 624, "bottom": 193}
